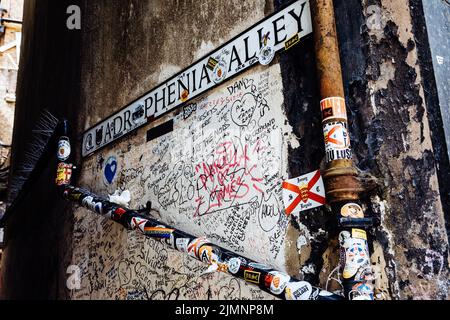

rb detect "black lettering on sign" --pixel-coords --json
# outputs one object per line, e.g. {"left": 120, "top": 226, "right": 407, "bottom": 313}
{"left": 146, "top": 120, "right": 174, "bottom": 142}
{"left": 81, "top": 0, "right": 313, "bottom": 157}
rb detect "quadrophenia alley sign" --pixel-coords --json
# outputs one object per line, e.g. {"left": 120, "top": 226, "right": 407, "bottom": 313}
{"left": 82, "top": 0, "right": 313, "bottom": 157}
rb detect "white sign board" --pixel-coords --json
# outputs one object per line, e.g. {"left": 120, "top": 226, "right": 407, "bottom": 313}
{"left": 81, "top": 0, "right": 313, "bottom": 157}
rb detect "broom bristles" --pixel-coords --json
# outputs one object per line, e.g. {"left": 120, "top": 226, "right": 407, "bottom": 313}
{"left": 7, "top": 109, "right": 59, "bottom": 205}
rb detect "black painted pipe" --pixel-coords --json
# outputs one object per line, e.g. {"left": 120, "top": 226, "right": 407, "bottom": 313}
{"left": 56, "top": 113, "right": 344, "bottom": 301}
{"left": 60, "top": 184, "right": 344, "bottom": 300}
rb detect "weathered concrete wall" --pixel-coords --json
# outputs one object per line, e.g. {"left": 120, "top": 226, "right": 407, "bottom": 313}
{"left": 70, "top": 0, "right": 289, "bottom": 300}
{"left": 1, "top": 0, "right": 448, "bottom": 300}
{"left": 334, "top": 0, "right": 450, "bottom": 299}
{"left": 68, "top": 0, "right": 449, "bottom": 300}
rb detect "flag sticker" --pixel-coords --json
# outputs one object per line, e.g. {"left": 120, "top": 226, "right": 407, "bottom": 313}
{"left": 282, "top": 170, "right": 326, "bottom": 216}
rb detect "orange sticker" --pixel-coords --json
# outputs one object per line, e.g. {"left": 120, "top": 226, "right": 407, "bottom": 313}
{"left": 320, "top": 97, "right": 347, "bottom": 121}
{"left": 180, "top": 89, "right": 189, "bottom": 102}
{"left": 56, "top": 163, "right": 72, "bottom": 186}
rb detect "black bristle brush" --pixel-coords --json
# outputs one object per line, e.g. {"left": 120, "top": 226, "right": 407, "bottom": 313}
{"left": 0, "top": 109, "right": 61, "bottom": 226}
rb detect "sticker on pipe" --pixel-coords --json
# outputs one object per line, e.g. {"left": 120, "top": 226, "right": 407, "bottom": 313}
{"left": 321, "top": 97, "right": 347, "bottom": 121}
{"left": 285, "top": 281, "right": 312, "bottom": 300}
{"left": 57, "top": 137, "right": 71, "bottom": 161}
{"left": 324, "top": 121, "right": 352, "bottom": 163}
{"left": 282, "top": 170, "right": 326, "bottom": 216}
{"left": 267, "top": 271, "right": 291, "bottom": 295}
{"left": 56, "top": 163, "right": 73, "bottom": 186}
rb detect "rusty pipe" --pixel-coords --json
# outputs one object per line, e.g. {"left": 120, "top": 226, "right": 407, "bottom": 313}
{"left": 310, "top": 0, "right": 375, "bottom": 300}
{"left": 311, "top": 0, "right": 362, "bottom": 203}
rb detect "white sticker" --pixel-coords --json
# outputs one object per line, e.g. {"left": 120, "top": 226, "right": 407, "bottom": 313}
{"left": 268, "top": 271, "right": 291, "bottom": 295}
{"left": 323, "top": 121, "right": 352, "bottom": 162}
{"left": 282, "top": 170, "right": 326, "bottom": 216}
{"left": 284, "top": 281, "right": 312, "bottom": 300}
{"left": 81, "top": 0, "right": 313, "bottom": 157}
{"left": 258, "top": 45, "right": 275, "bottom": 65}
{"left": 342, "top": 237, "right": 370, "bottom": 279}
{"left": 175, "top": 238, "right": 190, "bottom": 253}
{"left": 57, "top": 139, "right": 71, "bottom": 161}
{"left": 227, "top": 258, "right": 242, "bottom": 274}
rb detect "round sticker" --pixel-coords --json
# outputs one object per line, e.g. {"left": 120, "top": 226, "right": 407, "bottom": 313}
{"left": 57, "top": 137, "right": 71, "bottom": 161}
{"left": 268, "top": 271, "right": 290, "bottom": 295}
{"left": 212, "top": 60, "right": 227, "bottom": 83}
{"left": 284, "top": 281, "right": 312, "bottom": 300}
{"left": 227, "top": 258, "right": 242, "bottom": 274}
{"left": 341, "top": 203, "right": 364, "bottom": 218}
{"left": 258, "top": 45, "right": 275, "bottom": 65}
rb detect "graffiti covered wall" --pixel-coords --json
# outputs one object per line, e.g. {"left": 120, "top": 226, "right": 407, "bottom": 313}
{"left": 62, "top": 0, "right": 449, "bottom": 301}
{"left": 1, "top": 0, "right": 448, "bottom": 301}
{"left": 70, "top": 59, "right": 304, "bottom": 297}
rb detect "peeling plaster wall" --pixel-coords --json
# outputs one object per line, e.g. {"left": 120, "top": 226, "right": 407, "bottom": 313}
{"left": 333, "top": 0, "right": 450, "bottom": 299}
{"left": 69, "top": 0, "right": 449, "bottom": 300}
{"left": 2, "top": 0, "right": 448, "bottom": 300}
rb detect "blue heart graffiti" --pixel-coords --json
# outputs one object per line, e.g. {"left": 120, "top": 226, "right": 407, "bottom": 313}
{"left": 104, "top": 157, "right": 117, "bottom": 184}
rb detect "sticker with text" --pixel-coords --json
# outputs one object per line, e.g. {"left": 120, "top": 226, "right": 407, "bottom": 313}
{"left": 282, "top": 170, "right": 326, "bottom": 216}
{"left": 320, "top": 97, "right": 347, "bottom": 121}
{"left": 323, "top": 121, "right": 352, "bottom": 163}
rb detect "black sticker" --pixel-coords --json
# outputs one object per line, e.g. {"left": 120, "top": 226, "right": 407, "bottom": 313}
{"left": 146, "top": 120, "right": 174, "bottom": 142}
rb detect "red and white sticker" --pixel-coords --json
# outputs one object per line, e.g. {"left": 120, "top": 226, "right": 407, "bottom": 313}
{"left": 323, "top": 121, "right": 352, "bottom": 163}
{"left": 282, "top": 170, "right": 326, "bottom": 216}
{"left": 130, "top": 217, "right": 148, "bottom": 233}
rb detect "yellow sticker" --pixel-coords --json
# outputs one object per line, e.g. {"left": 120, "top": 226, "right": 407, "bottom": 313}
{"left": 352, "top": 228, "right": 367, "bottom": 240}
{"left": 244, "top": 270, "right": 261, "bottom": 284}
{"left": 285, "top": 33, "right": 300, "bottom": 51}
{"left": 56, "top": 163, "right": 72, "bottom": 186}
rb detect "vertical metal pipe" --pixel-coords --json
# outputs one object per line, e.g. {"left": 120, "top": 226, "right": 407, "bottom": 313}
{"left": 311, "top": 0, "right": 375, "bottom": 300}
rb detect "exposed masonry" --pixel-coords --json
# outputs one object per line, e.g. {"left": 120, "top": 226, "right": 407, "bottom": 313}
{"left": 350, "top": 0, "right": 448, "bottom": 299}
{"left": 279, "top": 0, "right": 449, "bottom": 299}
